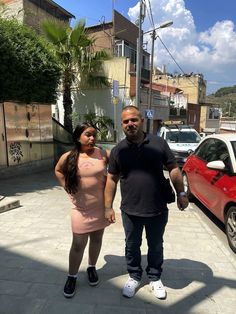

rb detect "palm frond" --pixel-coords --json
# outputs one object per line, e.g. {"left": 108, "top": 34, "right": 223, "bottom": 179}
{"left": 42, "top": 19, "right": 68, "bottom": 45}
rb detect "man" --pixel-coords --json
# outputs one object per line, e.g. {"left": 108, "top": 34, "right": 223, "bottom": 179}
{"left": 104, "top": 106, "right": 188, "bottom": 299}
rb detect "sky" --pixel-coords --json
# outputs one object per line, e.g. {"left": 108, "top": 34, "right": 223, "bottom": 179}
{"left": 55, "top": 0, "right": 236, "bottom": 95}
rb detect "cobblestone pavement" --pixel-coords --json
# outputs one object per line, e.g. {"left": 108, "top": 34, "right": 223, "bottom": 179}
{"left": 0, "top": 170, "right": 235, "bottom": 314}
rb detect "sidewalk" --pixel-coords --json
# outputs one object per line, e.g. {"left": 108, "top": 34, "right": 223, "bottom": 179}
{"left": 0, "top": 170, "right": 235, "bottom": 314}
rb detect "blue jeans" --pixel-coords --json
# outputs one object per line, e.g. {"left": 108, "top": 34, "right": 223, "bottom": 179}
{"left": 121, "top": 210, "right": 168, "bottom": 282}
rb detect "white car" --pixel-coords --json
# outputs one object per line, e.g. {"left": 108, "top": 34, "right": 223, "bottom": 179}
{"left": 158, "top": 124, "right": 202, "bottom": 166}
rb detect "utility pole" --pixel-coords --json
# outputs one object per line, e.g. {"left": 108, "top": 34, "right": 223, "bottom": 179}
{"left": 145, "top": 20, "right": 173, "bottom": 133}
{"left": 146, "top": 29, "right": 156, "bottom": 133}
{"left": 135, "top": 1, "right": 145, "bottom": 109}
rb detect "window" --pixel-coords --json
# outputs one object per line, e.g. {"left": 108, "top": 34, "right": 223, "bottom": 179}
{"left": 231, "top": 141, "right": 236, "bottom": 160}
{"left": 208, "top": 108, "right": 220, "bottom": 119}
{"left": 195, "top": 139, "right": 216, "bottom": 162}
{"left": 196, "top": 138, "right": 231, "bottom": 166}
{"left": 166, "top": 131, "right": 201, "bottom": 143}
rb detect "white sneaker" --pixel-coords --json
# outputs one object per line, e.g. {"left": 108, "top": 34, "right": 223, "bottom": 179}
{"left": 150, "top": 279, "right": 167, "bottom": 299}
{"left": 122, "top": 277, "right": 140, "bottom": 298}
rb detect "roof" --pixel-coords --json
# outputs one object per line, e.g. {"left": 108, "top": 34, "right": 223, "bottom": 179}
{"left": 86, "top": 22, "right": 113, "bottom": 31}
{"left": 163, "top": 124, "right": 196, "bottom": 131}
{"left": 208, "top": 133, "right": 236, "bottom": 141}
{"left": 144, "top": 83, "right": 183, "bottom": 94}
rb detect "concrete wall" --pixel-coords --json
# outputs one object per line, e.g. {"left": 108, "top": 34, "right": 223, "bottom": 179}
{"left": 0, "top": 101, "right": 54, "bottom": 177}
{"left": 1, "top": 0, "right": 24, "bottom": 22}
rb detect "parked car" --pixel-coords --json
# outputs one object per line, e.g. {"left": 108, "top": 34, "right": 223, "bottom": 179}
{"left": 182, "top": 133, "right": 236, "bottom": 253}
{"left": 158, "top": 124, "right": 202, "bottom": 167}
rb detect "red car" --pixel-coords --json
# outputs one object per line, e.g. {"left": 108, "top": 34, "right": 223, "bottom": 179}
{"left": 182, "top": 133, "right": 236, "bottom": 253}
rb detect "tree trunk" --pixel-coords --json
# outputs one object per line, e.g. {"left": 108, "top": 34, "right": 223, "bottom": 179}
{"left": 63, "top": 78, "right": 73, "bottom": 134}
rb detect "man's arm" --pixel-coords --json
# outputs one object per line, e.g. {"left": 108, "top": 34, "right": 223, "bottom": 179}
{"left": 104, "top": 173, "right": 119, "bottom": 223}
{"left": 167, "top": 164, "right": 189, "bottom": 210}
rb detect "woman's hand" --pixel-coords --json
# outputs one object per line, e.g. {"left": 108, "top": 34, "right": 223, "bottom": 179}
{"left": 105, "top": 208, "right": 116, "bottom": 223}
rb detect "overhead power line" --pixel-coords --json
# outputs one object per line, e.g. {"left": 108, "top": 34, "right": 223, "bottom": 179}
{"left": 157, "top": 35, "right": 198, "bottom": 88}
{"left": 145, "top": 0, "right": 155, "bottom": 29}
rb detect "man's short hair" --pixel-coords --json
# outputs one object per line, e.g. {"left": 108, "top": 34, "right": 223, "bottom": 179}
{"left": 122, "top": 105, "right": 142, "bottom": 117}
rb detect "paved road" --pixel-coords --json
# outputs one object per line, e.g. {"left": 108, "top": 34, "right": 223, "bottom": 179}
{"left": 0, "top": 170, "right": 235, "bottom": 314}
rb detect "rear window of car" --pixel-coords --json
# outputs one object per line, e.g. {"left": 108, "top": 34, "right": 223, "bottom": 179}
{"left": 166, "top": 130, "right": 201, "bottom": 143}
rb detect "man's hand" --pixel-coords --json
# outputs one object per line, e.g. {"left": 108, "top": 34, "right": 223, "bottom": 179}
{"left": 177, "top": 195, "right": 189, "bottom": 211}
{"left": 105, "top": 208, "right": 116, "bottom": 223}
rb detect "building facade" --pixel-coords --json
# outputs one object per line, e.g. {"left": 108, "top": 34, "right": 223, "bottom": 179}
{"left": 153, "top": 71, "right": 206, "bottom": 105}
{"left": 1, "top": 0, "right": 74, "bottom": 32}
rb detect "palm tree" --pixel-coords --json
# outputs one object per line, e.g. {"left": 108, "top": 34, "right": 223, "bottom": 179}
{"left": 42, "top": 19, "right": 109, "bottom": 133}
{"left": 83, "top": 110, "right": 114, "bottom": 141}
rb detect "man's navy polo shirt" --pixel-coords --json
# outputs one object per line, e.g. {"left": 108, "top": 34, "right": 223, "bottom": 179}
{"left": 108, "top": 133, "right": 176, "bottom": 217}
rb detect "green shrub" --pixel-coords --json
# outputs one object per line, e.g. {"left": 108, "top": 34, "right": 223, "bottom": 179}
{"left": 0, "top": 18, "right": 61, "bottom": 103}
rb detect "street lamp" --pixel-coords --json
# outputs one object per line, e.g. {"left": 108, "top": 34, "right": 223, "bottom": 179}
{"left": 146, "top": 20, "right": 173, "bottom": 133}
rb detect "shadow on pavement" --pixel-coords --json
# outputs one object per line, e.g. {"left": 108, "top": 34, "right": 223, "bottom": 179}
{"left": 0, "top": 170, "right": 59, "bottom": 197}
{"left": 0, "top": 247, "right": 235, "bottom": 314}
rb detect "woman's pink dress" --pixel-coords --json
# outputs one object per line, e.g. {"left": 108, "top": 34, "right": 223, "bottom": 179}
{"left": 69, "top": 148, "right": 109, "bottom": 234}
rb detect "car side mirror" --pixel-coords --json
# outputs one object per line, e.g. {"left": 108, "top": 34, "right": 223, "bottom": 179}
{"left": 187, "top": 149, "right": 194, "bottom": 156}
{"left": 207, "top": 160, "right": 226, "bottom": 171}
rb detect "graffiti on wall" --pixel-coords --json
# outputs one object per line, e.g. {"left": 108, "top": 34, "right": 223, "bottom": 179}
{"left": 9, "top": 142, "right": 23, "bottom": 163}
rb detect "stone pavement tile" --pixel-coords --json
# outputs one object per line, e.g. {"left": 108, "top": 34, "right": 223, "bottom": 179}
{"left": 213, "top": 262, "right": 236, "bottom": 273}
{"left": 40, "top": 301, "right": 94, "bottom": 314}
{"left": 26, "top": 283, "right": 62, "bottom": 299}
{"left": 218, "top": 297, "right": 236, "bottom": 314}
{"left": 91, "top": 306, "right": 146, "bottom": 314}
{"left": 0, "top": 279, "right": 31, "bottom": 296}
{"left": 206, "top": 284, "right": 236, "bottom": 299}
{"left": 67, "top": 286, "right": 121, "bottom": 306}
{"left": 0, "top": 267, "right": 21, "bottom": 281}
{"left": 145, "top": 289, "right": 219, "bottom": 314}
{"left": 0, "top": 295, "right": 46, "bottom": 314}
{"left": 0, "top": 253, "right": 37, "bottom": 269}
{"left": 16, "top": 269, "right": 65, "bottom": 285}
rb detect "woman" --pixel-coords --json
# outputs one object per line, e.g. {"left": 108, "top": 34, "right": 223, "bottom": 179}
{"left": 55, "top": 123, "right": 110, "bottom": 298}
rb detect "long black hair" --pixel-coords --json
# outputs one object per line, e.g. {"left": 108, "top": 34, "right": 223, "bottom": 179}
{"left": 62, "top": 122, "right": 93, "bottom": 194}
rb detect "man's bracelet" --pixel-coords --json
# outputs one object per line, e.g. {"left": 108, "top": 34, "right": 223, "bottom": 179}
{"left": 177, "top": 192, "right": 187, "bottom": 197}
{"left": 105, "top": 208, "right": 112, "bottom": 211}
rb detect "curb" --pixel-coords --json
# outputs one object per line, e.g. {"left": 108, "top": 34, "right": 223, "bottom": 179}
{"left": 0, "top": 197, "right": 20, "bottom": 214}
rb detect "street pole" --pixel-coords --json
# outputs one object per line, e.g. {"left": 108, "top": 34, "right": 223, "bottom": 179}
{"left": 135, "top": 1, "right": 145, "bottom": 109}
{"left": 145, "top": 20, "right": 173, "bottom": 133}
{"left": 146, "top": 29, "right": 156, "bottom": 133}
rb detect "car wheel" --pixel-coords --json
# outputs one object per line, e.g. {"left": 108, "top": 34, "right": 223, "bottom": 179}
{"left": 182, "top": 172, "right": 194, "bottom": 201}
{"left": 225, "top": 206, "right": 236, "bottom": 253}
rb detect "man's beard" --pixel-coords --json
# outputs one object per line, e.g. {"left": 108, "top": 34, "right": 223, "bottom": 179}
{"left": 124, "top": 127, "right": 138, "bottom": 139}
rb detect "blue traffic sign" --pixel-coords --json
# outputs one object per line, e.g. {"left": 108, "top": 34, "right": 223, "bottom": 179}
{"left": 145, "top": 109, "right": 154, "bottom": 119}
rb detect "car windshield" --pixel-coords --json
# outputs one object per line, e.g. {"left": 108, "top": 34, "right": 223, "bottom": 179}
{"left": 166, "top": 131, "right": 201, "bottom": 143}
{"left": 231, "top": 141, "right": 236, "bottom": 161}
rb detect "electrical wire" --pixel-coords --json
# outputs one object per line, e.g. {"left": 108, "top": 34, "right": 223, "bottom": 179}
{"left": 157, "top": 35, "right": 198, "bottom": 88}
{"left": 143, "top": 1, "right": 198, "bottom": 88}
{"left": 144, "top": 0, "right": 155, "bottom": 29}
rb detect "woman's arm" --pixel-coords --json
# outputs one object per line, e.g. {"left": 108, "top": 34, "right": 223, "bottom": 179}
{"left": 54, "top": 152, "right": 70, "bottom": 189}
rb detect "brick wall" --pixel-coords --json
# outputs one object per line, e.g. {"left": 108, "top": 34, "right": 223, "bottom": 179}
{"left": 87, "top": 24, "right": 113, "bottom": 52}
